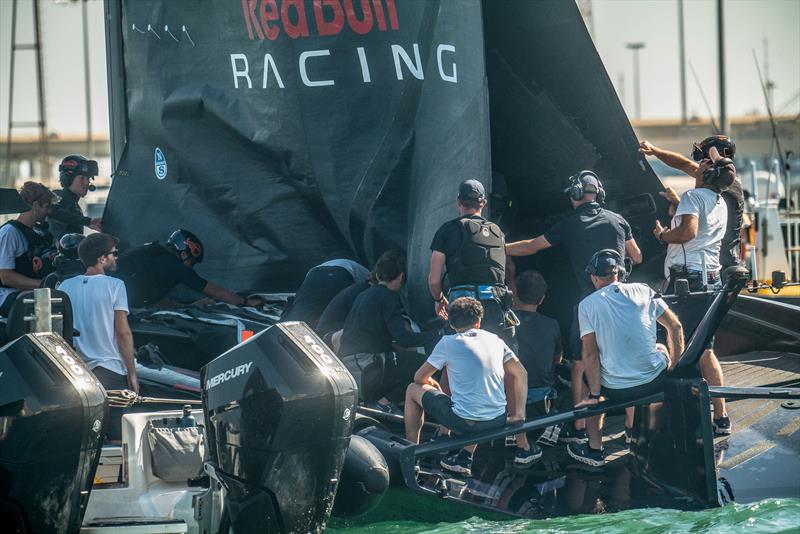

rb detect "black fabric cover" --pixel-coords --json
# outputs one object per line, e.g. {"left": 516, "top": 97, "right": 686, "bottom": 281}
{"left": 104, "top": 0, "right": 668, "bottom": 322}
{"left": 103, "top": 0, "right": 489, "bottom": 318}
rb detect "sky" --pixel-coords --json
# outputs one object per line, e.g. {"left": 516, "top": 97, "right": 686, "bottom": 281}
{"left": 0, "top": 0, "right": 798, "bottom": 137}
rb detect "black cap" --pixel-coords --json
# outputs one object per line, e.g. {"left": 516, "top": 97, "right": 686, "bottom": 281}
{"left": 458, "top": 179, "right": 486, "bottom": 202}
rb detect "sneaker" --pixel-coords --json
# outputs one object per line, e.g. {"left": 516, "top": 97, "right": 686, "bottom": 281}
{"left": 567, "top": 443, "right": 605, "bottom": 467}
{"left": 713, "top": 416, "right": 732, "bottom": 436}
{"left": 440, "top": 450, "right": 473, "bottom": 476}
{"left": 558, "top": 425, "right": 588, "bottom": 444}
{"left": 514, "top": 444, "right": 543, "bottom": 465}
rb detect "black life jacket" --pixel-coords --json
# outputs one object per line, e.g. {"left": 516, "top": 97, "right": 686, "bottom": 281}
{"left": 446, "top": 217, "right": 506, "bottom": 286}
{"left": 0, "top": 220, "right": 55, "bottom": 286}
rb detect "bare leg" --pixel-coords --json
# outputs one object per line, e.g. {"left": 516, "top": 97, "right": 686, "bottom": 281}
{"left": 404, "top": 383, "right": 435, "bottom": 443}
{"left": 572, "top": 360, "right": 586, "bottom": 430}
{"left": 625, "top": 407, "right": 634, "bottom": 430}
{"left": 586, "top": 413, "right": 605, "bottom": 450}
{"left": 700, "top": 349, "right": 726, "bottom": 417}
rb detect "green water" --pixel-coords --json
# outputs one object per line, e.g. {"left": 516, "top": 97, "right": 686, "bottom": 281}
{"left": 329, "top": 496, "right": 800, "bottom": 533}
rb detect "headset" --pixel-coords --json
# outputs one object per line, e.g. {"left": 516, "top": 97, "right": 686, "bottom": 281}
{"left": 564, "top": 170, "right": 606, "bottom": 204}
{"left": 691, "top": 135, "right": 736, "bottom": 162}
{"left": 58, "top": 155, "right": 98, "bottom": 190}
{"left": 585, "top": 248, "right": 628, "bottom": 281}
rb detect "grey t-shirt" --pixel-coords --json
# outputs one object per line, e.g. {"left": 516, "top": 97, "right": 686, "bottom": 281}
{"left": 426, "top": 328, "right": 516, "bottom": 420}
{"left": 578, "top": 282, "right": 669, "bottom": 389}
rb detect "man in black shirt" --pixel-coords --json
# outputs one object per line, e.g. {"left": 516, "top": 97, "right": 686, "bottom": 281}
{"left": 48, "top": 155, "right": 102, "bottom": 242}
{"left": 339, "top": 252, "right": 439, "bottom": 409}
{"left": 506, "top": 171, "right": 641, "bottom": 442}
{"left": 428, "top": 179, "right": 514, "bottom": 345}
{"left": 115, "top": 229, "right": 261, "bottom": 308}
{"left": 315, "top": 254, "right": 406, "bottom": 339}
{"left": 511, "top": 270, "right": 562, "bottom": 451}
{"left": 640, "top": 136, "right": 743, "bottom": 269}
{"left": 515, "top": 270, "right": 562, "bottom": 390}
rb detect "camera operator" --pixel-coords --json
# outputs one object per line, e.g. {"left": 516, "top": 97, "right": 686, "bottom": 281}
{"left": 640, "top": 136, "right": 743, "bottom": 269}
{"left": 649, "top": 141, "right": 733, "bottom": 435}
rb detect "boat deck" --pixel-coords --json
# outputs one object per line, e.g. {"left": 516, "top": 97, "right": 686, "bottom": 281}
{"left": 411, "top": 351, "right": 800, "bottom": 517}
{"left": 714, "top": 352, "right": 800, "bottom": 502}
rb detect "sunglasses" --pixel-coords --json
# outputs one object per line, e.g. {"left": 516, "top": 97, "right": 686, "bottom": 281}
{"left": 106, "top": 250, "right": 119, "bottom": 257}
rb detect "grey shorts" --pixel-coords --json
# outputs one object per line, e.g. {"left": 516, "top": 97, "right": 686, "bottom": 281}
{"left": 422, "top": 389, "right": 506, "bottom": 435}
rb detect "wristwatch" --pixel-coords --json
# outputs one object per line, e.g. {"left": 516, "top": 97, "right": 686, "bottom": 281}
{"left": 657, "top": 229, "right": 667, "bottom": 243}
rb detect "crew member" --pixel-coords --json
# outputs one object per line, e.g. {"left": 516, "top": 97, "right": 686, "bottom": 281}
{"left": 640, "top": 136, "right": 743, "bottom": 268}
{"left": 42, "top": 233, "right": 86, "bottom": 289}
{"left": 568, "top": 250, "right": 683, "bottom": 467}
{"left": 282, "top": 258, "right": 370, "bottom": 329}
{"left": 114, "top": 229, "right": 262, "bottom": 308}
{"left": 0, "top": 182, "right": 56, "bottom": 316}
{"left": 404, "top": 297, "right": 534, "bottom": 476}
{"left": 509, "top": 270, "right": 562, "bottom": 456}
{"left": 506, "top": 171, "right": 642, "bottom": 443}
{"left": 428, "top": 179, "right": 514, "bottom": 345}
{"left": 59, "top": 233, "right": 138, "bottom": 439}
{"left": 338, "top": 251, "right": 439, "bottom": 411}
{"left": 650, "top": 146, "right": 733, "bottom": 435}
{"left": 48, "top": 154, "right": 102, "bottom": 241}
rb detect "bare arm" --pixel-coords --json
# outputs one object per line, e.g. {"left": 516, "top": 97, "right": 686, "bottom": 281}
{"left": 505, "top": 235, "right": 552, "bottom": 257}
{"left": 654, "top": 214, "right": 698, "bottom": 244}
{"left": 640, "top": 140, "right": 699, "bottom": 176}
{"left": 581, "top": 333, "right": 601, "bottom": 400}
{"left": 203, "top": 281, "right": 256, "bottom": 306}
{"left": 114, "top": 310, "right": 139, "bottom": 393}
{"left": 503, "top": 357, "right": 528, "bottom": 421}
{"left": 656, "top": 307, "right": 684, "bottom": 370}
{"left": 428, "top": 251, "right": 448, "bottom": 319}
{"left": 0, "top": 269, "right": 42, "bottom": 290}
{"left": 414, "top": 361, "right": 439, "bottom": 386}
{"left": 625, "top": 238, "right": 642, "bottom": 265}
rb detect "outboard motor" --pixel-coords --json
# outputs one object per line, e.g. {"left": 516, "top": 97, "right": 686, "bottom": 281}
{"left": 0, "top": 333, "right": 106, "bottom": 533}
{"left": 202, "top": 322, "right": 357, "bottom": 533}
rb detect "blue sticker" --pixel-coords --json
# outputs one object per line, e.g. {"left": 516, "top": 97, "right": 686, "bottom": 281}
{"left": 155, "top": 148, "right": 168, "bottom": 180}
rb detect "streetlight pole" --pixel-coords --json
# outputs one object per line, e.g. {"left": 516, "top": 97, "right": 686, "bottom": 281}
{"left": 626, "top": 42, "right": 646, "bottom": 120}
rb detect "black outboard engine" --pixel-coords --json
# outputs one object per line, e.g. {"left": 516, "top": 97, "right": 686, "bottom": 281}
{"left": 202, "top": 322, "right": 357, "bottom": 533}
{"left": 0, "top": 333, "right": 107, "bottom": 533}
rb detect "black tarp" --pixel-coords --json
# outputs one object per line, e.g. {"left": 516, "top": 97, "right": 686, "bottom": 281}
{"left": 104, "top": 0, "right": 667, "bottom": 322}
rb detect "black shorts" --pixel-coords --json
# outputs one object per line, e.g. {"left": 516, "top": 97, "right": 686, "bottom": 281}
{"left": 601, "top": 370, "right": 668, "bottom": 402}
{"left": 422, "top": 390, "right": 506, "bottom": 435}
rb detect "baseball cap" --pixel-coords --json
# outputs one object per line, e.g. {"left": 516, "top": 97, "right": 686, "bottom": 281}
{"left": 458, "top": 179, "right": 486, "bottom": 202}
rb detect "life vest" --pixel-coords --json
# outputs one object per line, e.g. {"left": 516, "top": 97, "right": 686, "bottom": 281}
{"left": 446, "top": 217, "right": 506, "bottom": 286}
{"left": 0, "top": 220, "right": 55, "bottom": 285}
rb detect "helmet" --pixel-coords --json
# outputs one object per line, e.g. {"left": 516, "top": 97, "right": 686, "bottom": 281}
{"left": 691, "top": 135, "right": 736, "bottom": 162}
{"left": 59, "top": 154, "right": 98, "bottom": 188}
{"left": 585, "top": 249, "right": 627, "bottom": 280}
{"left": 166, "top": 229, "right": 204, "bottom": 264}
{"left": 564, "top": 170, "right": 606, "bottom": 203}
{"left": 57, "top": 233, "right": 85, "bottom": 260}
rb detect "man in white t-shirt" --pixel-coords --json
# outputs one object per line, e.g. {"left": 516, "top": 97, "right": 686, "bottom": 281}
{"left": 404, "top": 297, "right": 532, "bottom": 476}
{"left": 568, "top": 250, "right": 684, "bottom": 467}
{"left": 652, "top": 152, "right": 733, "bottom": 436}
{"left": 59, "top": 233, "right": 139, "bottom": 396}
